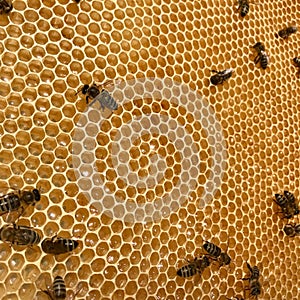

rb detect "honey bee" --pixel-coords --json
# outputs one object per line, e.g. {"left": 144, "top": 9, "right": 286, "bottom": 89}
{"left": 177, "top": 255, "right": 210, "bottom": 278}
{"left": 236, "top": 0, "right": 249, "bottom": 17}
{"left": 276, "top": 26, "right": 298, "bottom": 39}
{"left": 0, "top": 188, "right": 41, "bottom": 219}
{"left": 210, "top": 69, "right": 234, "bottom": 85}
{"left": 203, "top": 241, "right": 231, "bottom": 267}
{"left": 41, "top": 235, "right": 79, "bottom": 255}
{"left": 243, "top": 262, "right": 261, "bottom": 299}
{"left": 252, "top": 42, "right": 269, "bottom": 69}
{"left": 274, "top": 192, "right": 299, "bottom": 219}
{"left": 76, "top": 81, "right": 118, "bottom": 111}
{"left": 0, "top": 224, "right": 41, "bottom": 246}
{"left": 293, "top": 57, "right": 300, "bottom": 68}
{"left": 42, "top": 276, "right": 66, "bottom": 300}
{"left": 283, "top": 223, "right": 300, "bottom": 237}
{"left": 0, "top": 0, "right": 12, "bottom": 14}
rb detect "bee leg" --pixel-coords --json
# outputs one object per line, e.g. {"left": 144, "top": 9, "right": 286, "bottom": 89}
{"left": 234, "top": 1, "right": 242, "bottom": 13}
{"left": 4, "top": 212, "right": 17, "bottom": 224}
{"left": 273, "top": 199, "right": 281, "bottom": 206}
{"left": 207, "top": 256, "right": 218, "bottom": 261}
{"left": 73, "top": 285, "right": 83, "bottom": 298}
{"left": 50, "top": 233, "right": 58, "bottom": 242}
{"left": 100, "top": 101, "right": 106, "bottom": 111}
{"left": 101, "top": 79, "right": 114, "bottom": 88}
{"left": 40, "top": 289, "right": 54, "bottom": 300}
{"left": 85, "top": 95, "right": 90, "bottom": 104}
{"left": 254, "top": 55, "right": 260, "bottom": 64}
{"left": 184, "top": 258, "right": 195, "bottom": 264}
{"left": 242, "top": 277, "right": 250, "bottom": 281}
{"left": 88, "top": 98, "right": 98, "bottom": 107}
{"left": 5, "top": 211, "right": 23, "bottom": 223}
{"left": 211, "top": 70, "right": 219, "bottom": 74}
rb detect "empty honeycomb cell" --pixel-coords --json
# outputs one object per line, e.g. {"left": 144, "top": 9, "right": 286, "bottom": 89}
{"left": 4, "top": 273, "right": 22, "bottom": 293}
{"left": 18, "top": 283, "right": 35, "bottom": 299}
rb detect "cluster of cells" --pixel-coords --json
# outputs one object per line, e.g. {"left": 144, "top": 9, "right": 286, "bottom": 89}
{"left": 0, "top": 0, "right": 299, "bottom": 300}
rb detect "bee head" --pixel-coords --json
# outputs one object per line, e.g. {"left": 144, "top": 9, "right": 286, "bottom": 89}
{"left": 253, "top": 42, "right": 264, "bottom": 51}
{"left": 210, "top": 75, "right": 220, "bottom": 86}
{"left": 81, "top": 85, "right": 90, "bottom": 95}
{"left": 283, "top": 224, "right": 295, "bottom": 236}
{"left": 22, "top": 190, "right": 39, "bottom": 204}
{"left": 32, "top": 189, "right": 41, "bottom": 201}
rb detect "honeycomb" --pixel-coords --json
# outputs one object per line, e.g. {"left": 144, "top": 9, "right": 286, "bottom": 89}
{"left": 0, "top": 0, "right": 299, "bottom": 299}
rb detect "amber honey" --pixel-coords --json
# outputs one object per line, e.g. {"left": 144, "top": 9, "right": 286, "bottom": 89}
{"left": 0, "top": 0, "right": 299, "bottom": 299}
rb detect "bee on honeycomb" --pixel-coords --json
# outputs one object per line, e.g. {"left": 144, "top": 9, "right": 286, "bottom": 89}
{"left": 177, "top": 255, "right": 211, "bottom": 278}
{"left": 41, "top": 235, "right": 79, "bottom": 255}
{"left": 0, "top": 0, "right": 12, "bottom": 14}
{"left": 276, "top": 26, "right": 298, "bottom": 39}
{"left": 76, "top": 81, "right": 119, "bottom": 111}
{"left": 0, "top": 224, "right": 41, "bottom": 246}
{"left": 210, "top": 69, "right": 234, "bottom": 85}
{"left": 252, "top": 42, "right": 269, "bottom": 69}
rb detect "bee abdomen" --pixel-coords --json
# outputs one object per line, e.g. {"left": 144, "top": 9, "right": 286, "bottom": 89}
{"left": 0, "top": 195, "right": 21, "bottom": 212}
{"left": 177, "top": 264, "right": 197, "bottom": 277}
{"left": 100, "top": 90, "right": 118, "bottom": 111}
{"left": 251, "top": 266, "right": 260, "bottom": 279}
{"left": 260, "top": 53, "right": 269, "bottom": 69}
{"left": 53, "top": 276, "right": 67, "bottom": 300}
{"left": 62, "top": 238, "right": 79, "bottom": 252}
{"left": 241, "top": 2, "right": 249, "bottom": 17}
{"left": 203, "top": 241, "right": 222, "bottom": 258}
{"left": 250, "top": 281, "right": 261, "bottom": 296}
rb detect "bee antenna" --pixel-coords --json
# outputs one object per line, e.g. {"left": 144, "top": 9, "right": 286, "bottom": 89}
{"left": 75, "top": 88, "right": 82, "bottom": 96}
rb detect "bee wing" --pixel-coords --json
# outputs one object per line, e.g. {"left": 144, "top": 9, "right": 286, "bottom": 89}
{"left": 3, "top": 210, "right": 21, "bottom": 223}
{"left": 12, "top": 227, "right": 32, "bottom": 245}
{"left": 95, "top": 78, "right": 122, "bottom": 89}
{"left": 101, "top": 90, "right": 114, "bottom": 107}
